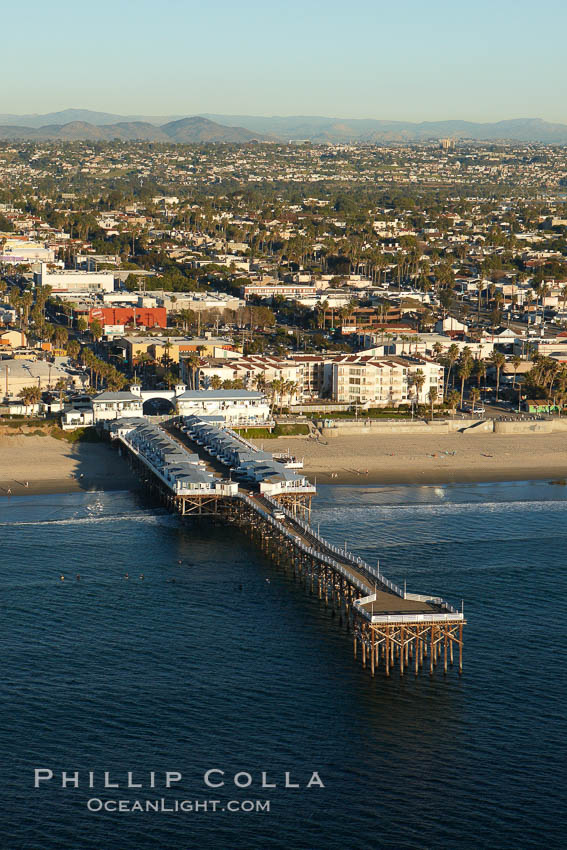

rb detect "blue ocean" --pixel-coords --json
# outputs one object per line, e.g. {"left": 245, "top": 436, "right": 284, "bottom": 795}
{"left": 1, "top": 481, "right": 566, "bottom": 849}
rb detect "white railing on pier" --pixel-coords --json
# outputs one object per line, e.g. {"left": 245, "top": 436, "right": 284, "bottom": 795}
{"left": 236, "top": 493, "right": 373, "bottom": 595}
{"left": 260, "top": 494, "right": 461, "bottom": 616}
{"left": 261, "top": 493, "right": 403, "bottom": 596}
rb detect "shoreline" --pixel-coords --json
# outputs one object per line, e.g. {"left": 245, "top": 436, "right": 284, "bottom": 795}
{"left": 1, "top": 469, "right": 564, "bottom": 497}
{"left": 303, "top": 467, "right": 567, "bottom": 486}
{"left": 0, "top": 477, "right": 139, "bottom": 497}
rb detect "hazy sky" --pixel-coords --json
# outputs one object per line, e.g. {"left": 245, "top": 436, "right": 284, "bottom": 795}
{"left": 3, "top": 0, "right": 566, "bottom": 121}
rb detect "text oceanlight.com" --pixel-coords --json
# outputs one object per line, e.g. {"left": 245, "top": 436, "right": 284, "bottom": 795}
{"left": 87, "top": 798, "right": 271, "bottom": 814}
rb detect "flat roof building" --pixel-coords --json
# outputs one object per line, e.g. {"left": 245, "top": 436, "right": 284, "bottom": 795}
{"left": 33, "top": 262, "right": 115, "bottom": 294}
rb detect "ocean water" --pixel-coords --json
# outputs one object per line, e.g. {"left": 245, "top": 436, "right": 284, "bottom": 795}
{"left": 1, "top": 481, "right": 566, "bottom": 849}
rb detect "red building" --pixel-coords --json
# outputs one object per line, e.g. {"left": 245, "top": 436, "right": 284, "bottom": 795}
{"left": 88, "top": 307, "right": 167, "bottom": 328}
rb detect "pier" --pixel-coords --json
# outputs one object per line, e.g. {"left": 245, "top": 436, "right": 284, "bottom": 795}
{"left": 109, "top": 416, "right": 466, "bottom": 677}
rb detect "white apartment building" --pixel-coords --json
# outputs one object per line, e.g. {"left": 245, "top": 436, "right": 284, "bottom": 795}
{"left": 331, "top": 356, "right": 443, "bottom": 407}
{"left": 33, "top": 262, "right": 115, "bottom": 293}
{"left": 198, "top": 356, "right": 303, "bottom": 402}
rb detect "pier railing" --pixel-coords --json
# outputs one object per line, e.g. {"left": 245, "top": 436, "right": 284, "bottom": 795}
{"left": 237, "top": 494, "right": 372, "bottom": 594}
{"left": 261, "top": 493, "right": 403, "bottom": 595}
{"left": 260, "top": 493, "right": 461, "bottom": 616}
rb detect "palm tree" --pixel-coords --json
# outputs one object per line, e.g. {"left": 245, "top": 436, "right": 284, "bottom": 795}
{"left": 413, "top": 369, "right": 426, "bottom": 404}
{"left": 510, "top": 354, "right": 522, "bottom": 388}
{"left": 161, "top": 370, "right": 176, "bottom": 389}
{"left": 445, "top": 343, "right": 460, "bottom": 397}
{"left": 18, "top": 385, "right": 41, "bottom": 416}
{"left": 54, "top": 325, "right": 68, "bottom": 349}
{"left": 266, "top": 380, "right": 278, "bottom": 417}
{"left": 432, "top": 342, "right": 443, "bottom": 361}
{"left": 90, "top": 320, "right": 103, "bottom": 342}
{"left": 253, "top": 372, "right": 267, "bottom": 393}
{"left": 428, "top": 386, "right": 438, "bottom": 420}
{"left": 474, "top": 358, "right": 487, "bottom": 392}
{"left": 184, "top": 353, "right": 200, "bottom": 390}
{"left": 448, "top": 389, "right": 461, "bottom": 415}
{"left": 209, "top": 375, "right": 223, "bottom": 390}
{"left": 54, "top": 378, "right": 67, "bottom": 409}
{"left": 285, "top": 380, "right": 299, "bottom": 407}
{"left": 67, "top": 339, "right": 80, "bottom": 361}
{"left": 457, "top": 358, "right": 473, "bottom": 408}
{"left": 470, "top": 387, "right": 481, "bottom": 415}
{"left": 490, "top": 351, "right": 506, "bottom": 402}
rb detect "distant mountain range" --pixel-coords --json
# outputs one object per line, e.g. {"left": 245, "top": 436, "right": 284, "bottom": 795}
{"left": 1, "top": 109, "right": 567, "bottom": 143}
{"left": 203, "top": 115, "right": 567, "bottom": 144}
{"left": 0, "top": 115, "right": 267, "bottom": 143}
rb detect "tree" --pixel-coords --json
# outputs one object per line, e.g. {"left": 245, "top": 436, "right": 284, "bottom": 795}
{"left": 511, "top": 355, "right": 522, "bottom": 388}
{"left": 54, "top": 378, "right": 68, "bottom": 408}
{"left": 457, "top": 357, "right": 473, "bottom": 408}
{"left": 474, "top": 358, "right": 487, "bottom": 391}
{"left": 253, "top": 372, "right": 267, "bottom": 393}
{"left": 18, "top": 385, "right": 41, "bottom": 415}
{"left": 53, "top": 325, "right": 68, "bottom": 348}
{"left": 67, "top": 339, "right": 80, "bottom": 361}
{"left": 412, "top": 369, "right": 426, "bottom": 404}
{"left": 447, "top": 389, "right": 461, "bottom": 415}
{"left": 77, "top": 317, "right": 88, "bottom": 334}
{"left": 470, "top": 387, "right": 481, "bottom": 414}
{"left": 209, "top": 375, "right": 223, "bottom": 390}
{"left": 163, "top": 371, "right": 176, "bottom": 389}
{"left": 490, "top": 351, "right": 506, "bottom": 402}
{"left": 90, "top": 320, "right": 103, "bottom": 341}
{"left": 184, "top": 353, "right": 200, "bottom": 390}
{"left": 284, "top": 379, "right": 299, "bottom": 408}
{"left": 428, "top": 386, "right": 438, "bottom": 420}
{"left": 445, "top": 343, "right": 460, "bottom": 397}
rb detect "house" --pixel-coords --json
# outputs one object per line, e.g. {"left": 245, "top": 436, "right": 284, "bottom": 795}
{"left": 434, "top": 316, "right": 468, "bottom": 335}
{"left": 61, "top": 408, "right": 95, "bottom": 430}
{"left": 0, "top": 329, "right": 27, "bottom": 348}
{"left": 92, "top": 391, "right": 144, "bottom": 421}
{"left": 120, "top": 421, "right": 239, "bottom": 496}
{"left": 179, "top": 416, "right": 315, "bottom": 498}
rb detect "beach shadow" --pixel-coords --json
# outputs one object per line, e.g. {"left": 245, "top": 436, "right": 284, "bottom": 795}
{"left": 1, "top": 429, "right": 141, "bottom": 497}
{"left": 69, "top": 433, "right": 141, "bottom": 494}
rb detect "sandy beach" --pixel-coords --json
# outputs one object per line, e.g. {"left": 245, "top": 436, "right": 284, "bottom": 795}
{"left": 262, "top": 431, "right": 567, "bottom": 486}
{"left": 0, "top": 434, "right": 138, "bottom": 496}
{"left": 2, "top": 429, "right": 567, "bottom": 497}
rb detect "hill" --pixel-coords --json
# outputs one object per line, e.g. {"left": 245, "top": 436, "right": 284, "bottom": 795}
{"left": 203, "top": 115, "right": 567, "bottom": 144}
{"left": 0, "top": 116, "right": 269, "bottom": 142}
{"left": 2, "top": 110, "right": 567, "bottom": 144}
